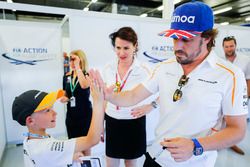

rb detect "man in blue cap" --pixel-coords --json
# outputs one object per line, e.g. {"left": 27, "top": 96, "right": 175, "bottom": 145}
{"left": 90, "top": 1, "right": 248, "bottom": 167}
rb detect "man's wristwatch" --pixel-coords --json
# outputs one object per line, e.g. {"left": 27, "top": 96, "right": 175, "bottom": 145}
{"left": 151, "top": 101, "right": 158, "bottom": 109}
{"left": 192, "top": 138, "right": 203, "bottom": 156}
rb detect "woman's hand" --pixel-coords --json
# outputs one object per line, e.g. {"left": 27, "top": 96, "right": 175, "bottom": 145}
{"left": 59, "top": 96, "right": 69, "bottom": 103}
{"left": 131, "top": 104, "right": 153, "bottom": 118}
{"left": 71, "top": 54, "right": 81, "bottom": 69}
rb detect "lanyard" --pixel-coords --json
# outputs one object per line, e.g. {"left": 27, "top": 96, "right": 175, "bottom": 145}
{"left": 23, "top": 132, "right": 50, "bottom": 139}
{"left": 69, "top": 76, "right": 79, "bottom": 95}
{"left": 115, "top": 70, "right": 133, "bottom": 92}
{"left": 115, "top": 69, "right": 132, "bottom": 110}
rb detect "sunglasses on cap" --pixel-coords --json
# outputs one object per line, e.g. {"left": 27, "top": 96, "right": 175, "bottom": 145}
{"left": 223, "top": 36, "right": 235, "bottom": 40}
{"left": 173, "top": 75, "right": 189, "bottom": 102}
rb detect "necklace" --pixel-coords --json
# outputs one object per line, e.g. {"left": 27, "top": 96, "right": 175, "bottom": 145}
{"left": 23, "top": 132, "right": 50, "bottom": 139}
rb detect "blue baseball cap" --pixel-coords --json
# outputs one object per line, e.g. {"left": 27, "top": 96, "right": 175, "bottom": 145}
{"left": 159, "top": 1, "right": 214, "bottom": 39}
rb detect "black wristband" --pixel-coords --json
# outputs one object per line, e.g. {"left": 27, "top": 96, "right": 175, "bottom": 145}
{"left": 83, "top": 71, "right": 89, "bottom": 76}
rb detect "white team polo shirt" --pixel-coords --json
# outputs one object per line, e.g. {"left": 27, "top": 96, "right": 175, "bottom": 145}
{"left": 143, "top": 51, "right": 248, "bottom": 167}
{"left": 103, "top": 58, "right": 151, "bottom": 119}
{"left": 23, "top": 137, "right": 77, "bottom": 167}
{"left": 232, "top": 54, "right": 250, "bottom": 80}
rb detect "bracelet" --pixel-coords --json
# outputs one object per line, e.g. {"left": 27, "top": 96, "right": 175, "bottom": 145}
{"left": 83, "top": 71, "right": 89, "bottom": 76}
{"left": 151, "top": 101, "right": 158, "bottom": 109}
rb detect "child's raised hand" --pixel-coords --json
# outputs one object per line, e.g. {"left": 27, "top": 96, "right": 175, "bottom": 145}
{"left": 89, "top": 76, "right": 104, "bottom": 104}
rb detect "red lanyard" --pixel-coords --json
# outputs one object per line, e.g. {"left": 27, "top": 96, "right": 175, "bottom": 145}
{"left": 115, "top": 69, "right": 132, "bottom": 110}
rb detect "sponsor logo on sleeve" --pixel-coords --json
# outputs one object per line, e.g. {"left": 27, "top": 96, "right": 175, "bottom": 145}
{"left": 243, "top": 88, "right": 248, "bottom": 108}
{"left": 243, "top": 87, "right": 248, "bottom": 108}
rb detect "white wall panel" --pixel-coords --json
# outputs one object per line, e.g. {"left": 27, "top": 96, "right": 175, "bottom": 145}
{"left": 0, "top": 20, "right": 65, "bottom": 143}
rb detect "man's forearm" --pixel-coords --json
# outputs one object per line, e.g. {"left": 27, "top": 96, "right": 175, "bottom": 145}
{"left": 246, "top": 79, "right": 250, "bottom": 97}
{"left": 199, "top": 115, "right": 247, "bottom": 151}
{"left": 107, "top": 83, "right": 152, "bottom": 107}
{"left": 108, "top": 90, "right": 141, "bottom": 107}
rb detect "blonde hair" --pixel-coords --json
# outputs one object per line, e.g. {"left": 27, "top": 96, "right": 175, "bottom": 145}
{"left": 70, "top": 49, "right": 89, "bottom": 72}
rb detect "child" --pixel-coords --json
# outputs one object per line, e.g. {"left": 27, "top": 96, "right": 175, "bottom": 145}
{"left": 12, "top": 79, "right": 104, "bottom": 167}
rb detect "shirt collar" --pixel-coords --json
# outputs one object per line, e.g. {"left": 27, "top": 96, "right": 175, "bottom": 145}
{"left": 202, "top": 50, "right": 218, "bottom": 69}
{"left": 115, "top": 57, "right": 140, "bottom": 72}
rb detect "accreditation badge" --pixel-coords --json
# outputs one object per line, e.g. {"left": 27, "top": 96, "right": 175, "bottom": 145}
{"left": 70, "top": 96, "right": 76, "bottom": 107}
{"left": 67, "top": 76, "right": 71, "bottom": 83}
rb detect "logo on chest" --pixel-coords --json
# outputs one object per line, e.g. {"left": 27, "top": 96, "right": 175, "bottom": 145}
{"left": 197, "top": 78, "right": 218, "bottom": 84}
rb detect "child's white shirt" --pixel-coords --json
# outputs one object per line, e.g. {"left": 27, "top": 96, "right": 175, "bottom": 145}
{"left": 23, "top": 136, "right": 77, "bottom": 167}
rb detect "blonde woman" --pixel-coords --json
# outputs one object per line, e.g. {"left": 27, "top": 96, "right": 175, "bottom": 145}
{"left": 61, "top": 50, "right": 92, "bottom": 156}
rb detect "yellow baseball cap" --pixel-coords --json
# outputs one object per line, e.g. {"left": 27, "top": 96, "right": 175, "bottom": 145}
{"left": 12, "top": 89, "right": 64, "bottom": 126}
